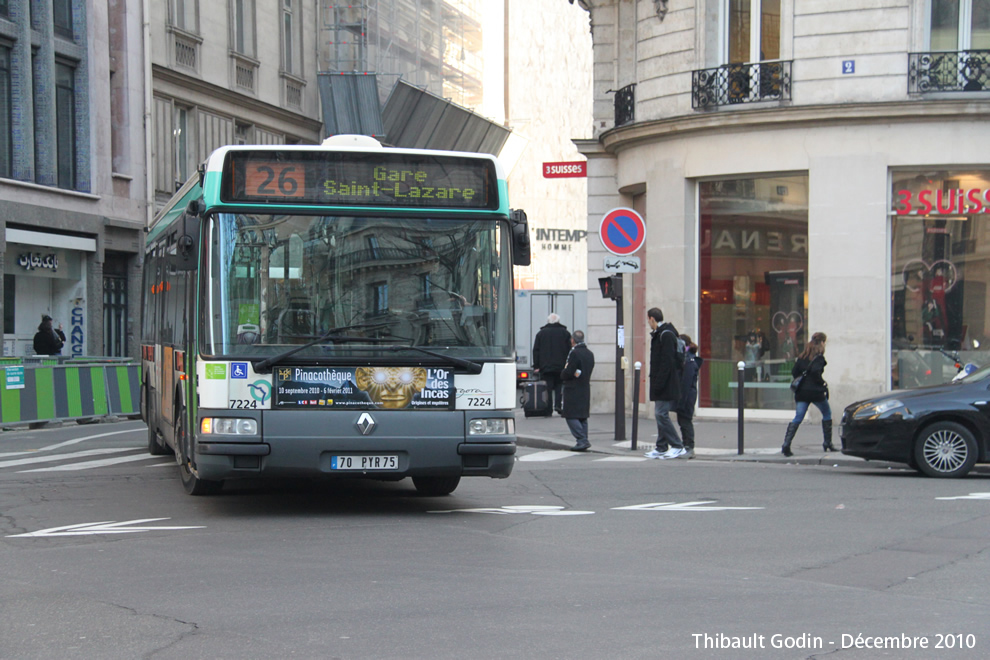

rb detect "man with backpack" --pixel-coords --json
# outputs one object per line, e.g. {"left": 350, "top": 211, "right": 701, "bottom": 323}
{"left": 645, "top": 307, "right": 687, "bottom": 459}
{"left": 532, "top": 313, "right": 572, "bottom": 415}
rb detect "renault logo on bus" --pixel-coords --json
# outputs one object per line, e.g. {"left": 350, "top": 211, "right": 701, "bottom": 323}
{"left": 355, "top": 412, "right": 376, "bottom": 435}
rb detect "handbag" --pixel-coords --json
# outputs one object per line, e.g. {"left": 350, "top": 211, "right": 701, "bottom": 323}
{"left": 790, "top": 370, "right": 808, "bottom": 393}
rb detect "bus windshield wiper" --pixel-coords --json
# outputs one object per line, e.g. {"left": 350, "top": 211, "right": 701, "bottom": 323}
{"left": 384, "top": 344, "right": 483, "bottom": 375}
{"left": 253, "top": 333, "right": 483, "bottom": 375}
{"left": 252, "top": 326, "right": 390, "bottom": 373}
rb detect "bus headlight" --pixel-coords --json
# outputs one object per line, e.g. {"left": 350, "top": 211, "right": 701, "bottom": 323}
{"left": 201, "top": 418, "right": 258, "bottom": 435}
{"left": 469, "top": 418, "right": 513, "bottom": 435}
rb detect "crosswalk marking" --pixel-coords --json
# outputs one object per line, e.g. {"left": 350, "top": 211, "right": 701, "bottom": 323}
{"left": 517, "top": 450, "right": 578, "bottom": 462}
{"left": 19, "top": 452, "right": 159, "bottom": 473}
{"left": 595, "top": 456, "right": 649, "bottom": 462}
{"left": 516, "top": 449, "right": 652, "bottom": 463}
{"left": 0, "top": 447, "right": 140, "bottom": 470}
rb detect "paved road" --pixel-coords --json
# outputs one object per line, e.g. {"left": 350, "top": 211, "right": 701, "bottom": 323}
{"left": 1, "top": 420, "right": 989, "bottom": 659}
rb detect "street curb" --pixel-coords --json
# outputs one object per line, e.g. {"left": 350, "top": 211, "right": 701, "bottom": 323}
{"left": 515, "top": 434, "right": 906, "bottom": 470}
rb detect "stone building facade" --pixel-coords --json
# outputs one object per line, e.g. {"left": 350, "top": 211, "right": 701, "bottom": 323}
{"left": 1, "top": 0, "right": 147, "bottom": 359}
{"left": 572, "top": 0, "right": 990, "bottom": 420}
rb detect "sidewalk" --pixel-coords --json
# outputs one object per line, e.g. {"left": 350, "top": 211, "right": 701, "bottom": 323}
{"left": 514, "top": 409, "right": 897, "bottom": 469}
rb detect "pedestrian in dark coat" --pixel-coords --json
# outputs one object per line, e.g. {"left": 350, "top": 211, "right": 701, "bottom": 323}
{"left": 33, "top": 315, "right": 66, "bottom": 355}
{"left": 781, "top": 331, "right": 834, "bottom": 456}
{"left": 645, "top": 307, "right": 686, "bottom": 459}
{"left": 561, "top": 330, "right": 595, "bottom": 451}
{"left": 532, "top": 313, "right": 571, "bottom": 414}
{"left": 675, "top": 335, "right": 703, "bottom": 459}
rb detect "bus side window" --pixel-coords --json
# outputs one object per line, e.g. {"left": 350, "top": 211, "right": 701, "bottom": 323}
{"left": 146, "top": 247, "right": 165, "bottom": 345}
{"left": 174, "top": 270, "right": 188, "bottom": 347}
{"left": 141, "top": 250, "right": 155, "bottom": 344}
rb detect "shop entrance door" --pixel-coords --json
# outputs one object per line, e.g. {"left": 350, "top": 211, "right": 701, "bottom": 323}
{"left": 103, "top": 254, "right": 128, "bottom": 357}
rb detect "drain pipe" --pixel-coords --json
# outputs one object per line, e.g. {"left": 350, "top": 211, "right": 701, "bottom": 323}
{"left": 142, "top": 0, "right": 154, "bottom": 229}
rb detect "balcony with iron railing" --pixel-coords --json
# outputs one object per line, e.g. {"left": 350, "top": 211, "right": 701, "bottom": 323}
{"left": 909, "top": 50, "right": 990, "bottom": 93}
{"left": 613, "top": 83, "right": 636, "bottom": 127}
{"left": 692, "top": 61, "right": 792, "bottom": 110}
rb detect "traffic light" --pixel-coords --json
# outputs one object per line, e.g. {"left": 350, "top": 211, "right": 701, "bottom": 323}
{"left": 598, "top": 275, "right": 622, "bottom": 300}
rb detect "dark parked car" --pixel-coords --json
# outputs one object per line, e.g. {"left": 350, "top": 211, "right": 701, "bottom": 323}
{"left": 841, "top": 364, "right": 990, "bottom": 478}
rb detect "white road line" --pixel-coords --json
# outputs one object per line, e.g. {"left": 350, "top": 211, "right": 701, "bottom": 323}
{"left": 594, "top": 456, "right": 650, "bottom": 462}
{"left": 0, "top": 447, "right": 141, "bottom": 469}
{"left": 145, "top": 462, "right": 176, "bottom": 468}
{"left": 39, "top": 427, "right": 144, "bottom": 452}
{"left": 517, "top": 450, "right": 579, "bottom": 462}
{"left": 19, "top": 452, "right": 157, "bottom": 473}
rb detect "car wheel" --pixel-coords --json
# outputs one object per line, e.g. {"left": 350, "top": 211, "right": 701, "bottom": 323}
{"left": 913, "top": 421, "right": 978, "bottom": 478}
{"left": 412, "top": 475, "right": 460, "bottom": 496}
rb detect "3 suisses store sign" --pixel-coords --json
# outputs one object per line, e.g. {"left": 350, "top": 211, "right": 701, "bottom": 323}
{"left": 893, "top": 187, "right": 990, "bottom": 215}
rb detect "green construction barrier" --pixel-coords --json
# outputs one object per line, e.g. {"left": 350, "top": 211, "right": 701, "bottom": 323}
{"left": 0, "top": 362, "right": 141, "bottom": 426}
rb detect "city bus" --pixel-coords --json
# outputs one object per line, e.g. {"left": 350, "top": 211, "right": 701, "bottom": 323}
{"left": 141, "top": 135, "right": 530, "bottom": 496}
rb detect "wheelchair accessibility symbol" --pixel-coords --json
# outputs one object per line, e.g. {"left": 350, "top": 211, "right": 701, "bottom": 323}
{"left": 231, "top": 362, "right": 248, "bottom": 379}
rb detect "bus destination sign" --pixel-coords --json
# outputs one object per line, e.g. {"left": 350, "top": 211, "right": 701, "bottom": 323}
{"left": 224, "top": 151, "right": 496, "bottom": 209}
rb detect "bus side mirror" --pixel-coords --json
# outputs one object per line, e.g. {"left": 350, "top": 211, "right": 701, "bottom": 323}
{"left": 510, "top": 209, "right": 531, "bottom": 266}
{"left": 170, "top": 210, "right": 201, "bottom": 271}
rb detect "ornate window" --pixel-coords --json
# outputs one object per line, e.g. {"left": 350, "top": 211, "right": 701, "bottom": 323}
{"left": 232, "top": 0, "right": 256, "bottom": 57}
{"left": 282, "top": 0, "right": 303, "bottom": 75}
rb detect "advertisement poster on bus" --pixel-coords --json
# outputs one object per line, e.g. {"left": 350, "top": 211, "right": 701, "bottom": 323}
{"left": 274, "top": 366, "right": 454, "bottom": 410}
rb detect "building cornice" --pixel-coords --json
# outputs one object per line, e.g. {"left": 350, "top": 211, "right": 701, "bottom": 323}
{"left": 597, "top": 100, "right": 990, "bottom": 155}
{"left": 152, "top": 64, "right": 323, "bottom": 136}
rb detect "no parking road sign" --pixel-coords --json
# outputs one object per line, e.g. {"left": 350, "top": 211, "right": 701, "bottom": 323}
{"left": 599, "top": 208, "right": 646, "bottom": 256}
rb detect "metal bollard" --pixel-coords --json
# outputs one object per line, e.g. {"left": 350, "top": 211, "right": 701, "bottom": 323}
{"left": 631, "top": 361, "right": 641, "bottom": 451}
{"left": 737, "top": 360, "right": 745, "bottom": 455}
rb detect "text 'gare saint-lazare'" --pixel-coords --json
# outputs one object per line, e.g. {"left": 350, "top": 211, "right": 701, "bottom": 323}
{"left": 323, "top": 166, "right": 476, "bottom": 201}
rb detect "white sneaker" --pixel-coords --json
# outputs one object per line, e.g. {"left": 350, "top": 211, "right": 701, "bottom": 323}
{"left": 644, "top": 448, "right": 665, "bottom": 459}
{"left": 660, "top": 447, "right": 687, "bottom": 460}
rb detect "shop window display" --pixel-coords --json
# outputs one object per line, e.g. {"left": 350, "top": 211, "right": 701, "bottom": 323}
{"left": 891, "top": 170, "right": 990, "bottom": 388}
{"left": 699, "top": 175, "right": 809, "bottom": 409}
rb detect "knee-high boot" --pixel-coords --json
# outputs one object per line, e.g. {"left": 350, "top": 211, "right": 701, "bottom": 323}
{"left": 822, "top": 420, "right": 835, "bottom": 452}
{"left": 781, "top": 422, "right": 800, "bottom": 457}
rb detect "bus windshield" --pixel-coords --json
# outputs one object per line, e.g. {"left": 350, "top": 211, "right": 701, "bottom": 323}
{"left": 202, "top": 213, "right": 512, "bottom": 361}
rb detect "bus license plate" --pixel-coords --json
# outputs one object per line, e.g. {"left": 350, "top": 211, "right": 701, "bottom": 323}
{"left": 331, "top": 455, "right": 399, "bottom": 470}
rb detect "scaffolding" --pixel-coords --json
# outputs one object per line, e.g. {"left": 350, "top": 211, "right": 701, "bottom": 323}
{"left": 319, "top": 0, "right": 484, "bottom": 108}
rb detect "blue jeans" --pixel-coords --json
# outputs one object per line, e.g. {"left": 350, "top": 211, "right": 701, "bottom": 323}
{"left": 792, "top": 399, "right": 832, "bottom": 424}
{"left": 654, "top": 400, "right": 683, "bottom": 451}
{"left": 566, "top": 417, "right": 589, "bottom": 447}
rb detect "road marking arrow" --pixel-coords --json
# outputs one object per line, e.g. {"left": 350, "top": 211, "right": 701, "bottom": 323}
{"left": 611, "top": 501, "right": 764, "bottom": 512}
{"left": 429, "top": 505, "right": 594, "bottom": 516}
{"left": 7, "top": 518, "right": 205, "bottom": 538}
{"left": 936, "top": 492, "right": 990, "bottom": 500}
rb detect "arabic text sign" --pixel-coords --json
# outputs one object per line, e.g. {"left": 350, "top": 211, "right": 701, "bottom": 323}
{"left": 604, "top": 255, "right": 641, "bottom": 273}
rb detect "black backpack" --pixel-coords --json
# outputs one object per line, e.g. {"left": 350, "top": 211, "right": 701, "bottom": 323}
{"left": 662, "top": 329, "right": 687, "bottom": 371}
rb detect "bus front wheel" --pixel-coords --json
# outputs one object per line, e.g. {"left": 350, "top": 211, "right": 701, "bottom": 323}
{"left": 176, "top": 407, "right": 223, "bottom": 496}
{"left": 412, "top": 475, "right": 460, "bottom": 497}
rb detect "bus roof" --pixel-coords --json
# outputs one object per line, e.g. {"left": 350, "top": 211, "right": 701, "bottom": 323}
{"left": 203, "top": 136, "right": 508, "bottom": 181}
{"left": 149, "top": 137, "right": 510, "bottom": 245}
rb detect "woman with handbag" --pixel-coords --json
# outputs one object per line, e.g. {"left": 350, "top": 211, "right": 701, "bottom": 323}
{"left": 781, "top": 332, "right": 834, "bottom": 456}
